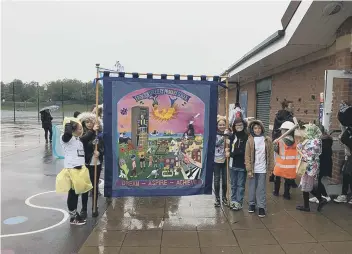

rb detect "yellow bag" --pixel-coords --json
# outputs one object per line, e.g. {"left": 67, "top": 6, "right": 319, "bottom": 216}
{"left": 56, "top": 168, "right": 72, "bottom": 193}
{"left": 296, "top": 158, "right": 308, "bottom": 176}
{"left": 69, "top": 166, "right": 93, "bottom": 194}
{"left": 296, "top": 140, "right": 308, "bottom": 176}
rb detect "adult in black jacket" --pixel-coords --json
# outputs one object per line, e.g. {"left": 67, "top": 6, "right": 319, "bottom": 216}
{"left": 40, "top": 109, "right": 53, "bottom": 143}
{"left": 77, "top": 112, "right": 104, "bottom": 219}
{"left": 272, "top": 100, "right": 294, "bottom": 140}
{"left": 228, "top": 118, "right": 248, "bottom": 211}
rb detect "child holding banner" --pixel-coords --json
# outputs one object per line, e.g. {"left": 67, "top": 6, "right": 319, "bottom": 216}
{"left": 214, "top": 115, "right": 230, "bottom": 207}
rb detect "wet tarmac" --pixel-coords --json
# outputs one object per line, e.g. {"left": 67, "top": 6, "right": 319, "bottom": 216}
{"left": 79, "top": 191, "right": 352, "bottom": 254}
{"left": 2, "top": 114, "right": 352, "bottom": 254}
{"left": 1, "top": 119, "right": 108, "bottom": 254}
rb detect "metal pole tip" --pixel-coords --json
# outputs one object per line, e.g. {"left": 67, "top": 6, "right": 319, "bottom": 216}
{"left": 96, "top": 63, "right": 100, "bottom": 67}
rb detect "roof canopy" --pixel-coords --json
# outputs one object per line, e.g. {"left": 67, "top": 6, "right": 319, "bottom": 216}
{"left": 221, "top": 1, "right": 352, "bottom": 84}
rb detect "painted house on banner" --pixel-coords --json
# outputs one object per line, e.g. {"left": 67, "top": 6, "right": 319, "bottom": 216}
{"left": 219, "top": 1, "right": 352, "bottom": 184}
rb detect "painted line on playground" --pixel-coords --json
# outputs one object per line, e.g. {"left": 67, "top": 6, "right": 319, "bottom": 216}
{"left": 0, "top": 146, "right": 43, "bottom": 158}
{"left": 0, "top": 191, "right": 69, "bottom": 238}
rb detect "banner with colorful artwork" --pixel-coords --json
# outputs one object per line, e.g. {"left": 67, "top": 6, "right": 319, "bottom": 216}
{"left": 103, "top": 76, "right": 220, "bottom": 197}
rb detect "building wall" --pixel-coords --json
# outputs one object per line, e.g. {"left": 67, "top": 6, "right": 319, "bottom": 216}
{"left": 270, "top": 55, "right": 336, "bottom": 126}
{"left": 239, "top": 81, "right": 256, "bottom": 118}
{"left": 218, "top": 86, "right": 237, "bottom": 116}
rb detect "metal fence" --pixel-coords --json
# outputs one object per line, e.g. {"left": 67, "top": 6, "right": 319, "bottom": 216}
{"left": 1, "top": 82, "right": 101, "bottom": 124}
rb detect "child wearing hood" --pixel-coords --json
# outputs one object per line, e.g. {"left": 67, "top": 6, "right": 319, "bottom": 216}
{"left": 228, "top": 118, "right": 248, "bottom": 210}
{"left": 309, "top": 125, "right": 332, "bottom": 204}
{"left": 296, "top": 123, "right": 324, "bottom": 212}
{"left": 77, "top": 112, "right": 104, "bottom": 219}
{"left": 213, "top": 115, "right": 230, "bottom": 207}
{"left": 245, "top": 120, "right": 274, "bottom": 217}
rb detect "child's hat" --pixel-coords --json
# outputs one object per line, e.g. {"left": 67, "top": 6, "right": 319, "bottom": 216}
{"left": 217, "top": 115, "right": 226, "bottom": 123}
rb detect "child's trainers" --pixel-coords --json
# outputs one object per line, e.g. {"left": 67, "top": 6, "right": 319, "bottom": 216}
{"left": 230, "top": 201, "right": 239, "bottom": 210}
{"left": 334, "top": 195, "right": 347, "bottom": 203}
{"left": 214, "top": 198, "right": 221, "bottom": 207}
{"left": 80, "top": 210, "right": 88, "bottom": 221}
{"left": 235, "top": 203, "right": 243, "bottom": 211}
{"left": 258, "top": 208, "right": 266, "bottom": 218}
{"left": 248, "top": 205, "right": 255, "bottom": 213}
{"left": 70, "top": 213, "right": 86, "bottom": 225}
{"left": 222, "top": 197, "right": 229, "bottom": 207}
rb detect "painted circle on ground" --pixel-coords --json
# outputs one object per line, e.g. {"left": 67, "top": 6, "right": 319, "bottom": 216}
{"left": 3, "top": 216, "right": 28, "bottom": 225}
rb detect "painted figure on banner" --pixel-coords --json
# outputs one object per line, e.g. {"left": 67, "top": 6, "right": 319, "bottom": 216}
{"left": 117, "top": 87, "right": 205, "bottom": 182}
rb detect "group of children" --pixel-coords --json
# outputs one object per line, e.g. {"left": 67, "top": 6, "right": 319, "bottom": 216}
{"left": 56, "top": 106, "right": 104, "bottom": 225}
{"left": 213, "top": 113, "right": 335, "bottom": 217}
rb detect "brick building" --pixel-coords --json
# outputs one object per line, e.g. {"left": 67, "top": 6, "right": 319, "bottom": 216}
{"left": 219, "top": 1, "right": 352, "bottom": 183}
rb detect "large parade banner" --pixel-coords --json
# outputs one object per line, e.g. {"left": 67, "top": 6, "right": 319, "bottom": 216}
{"left": 103, "top": 75, "right": 220, "bottom": 197}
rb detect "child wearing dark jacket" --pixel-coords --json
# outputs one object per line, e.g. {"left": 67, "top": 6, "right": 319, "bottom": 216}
{"left": 228, "top": 118, "right": 248, "bottom": 211}
{"left": 77, "top": 112, "right": 103, "bottom": 219}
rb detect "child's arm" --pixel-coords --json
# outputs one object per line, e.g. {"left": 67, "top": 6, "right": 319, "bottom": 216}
{"left": 62, "top": 122, "right": 73, "bottom": 143}
{"left": 267, "top": 137, "right": 275, "bottom": 173}
{"left": 80, "top": 129, "right": 95, "bottom": 143}
{"left": 245, "top": 140, "right": 253, "bottom": 177}
{"left": 273, "top": 142, "right": 279, "bottom": 154}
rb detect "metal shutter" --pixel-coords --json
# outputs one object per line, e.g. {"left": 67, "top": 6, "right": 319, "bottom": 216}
{"left": 256, "top": 91, "right": 271, "bottom": 132}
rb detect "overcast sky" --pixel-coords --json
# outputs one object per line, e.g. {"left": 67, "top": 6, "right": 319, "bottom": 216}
{"left": 1, "top": 0, "right": 289, "bottom": 84}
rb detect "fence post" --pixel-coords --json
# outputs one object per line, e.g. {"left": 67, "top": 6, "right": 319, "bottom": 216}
{"left": 61, "top": 83, "right": 64, "bottom": 120}
{"left": 37, "top": 82, "right": 40, "bottom": 122}
{"left": 86, "top": 82, "right": 88, "bottom": 111}
{"left": 12, "top": 82, "right": 15, "bottom": 122}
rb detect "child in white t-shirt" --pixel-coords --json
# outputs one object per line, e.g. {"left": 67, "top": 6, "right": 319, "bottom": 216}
{"left": 245, "top": 120, "right": 274, "bottom": 218}
{"left": 60, "top": 119, "right": 88, "bottom": 225}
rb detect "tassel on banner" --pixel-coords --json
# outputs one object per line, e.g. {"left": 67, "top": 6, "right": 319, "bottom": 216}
{"left": 94, "top": 68, "right": 228, "bottom": 87}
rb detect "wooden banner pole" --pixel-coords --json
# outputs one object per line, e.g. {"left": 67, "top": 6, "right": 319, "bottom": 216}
{"left": 225, "top": 73, "right": 230, "bottom": 206}
{"left": 92, "top": 63, "right": 100, "bottom": 217}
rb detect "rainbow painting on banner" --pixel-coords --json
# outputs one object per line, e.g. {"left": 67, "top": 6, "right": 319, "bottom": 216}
{"left": 102, "top": 74, "right": 221, "bottom": 197}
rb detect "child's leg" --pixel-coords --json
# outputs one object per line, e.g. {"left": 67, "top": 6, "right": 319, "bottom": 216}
{"left": 283, "top": 178, "right": 291, "bottom": 199}
{"left": 213, "top": 163, "right": 221, "bottom": 199}
{"left": 220, "top": 163, "right": 228, "bottom": 201}
{"left": 237, "top": 171, "right": 247, "bottom": 205}
{"left": 256, "top": 173, "right": 267, "bottom": 210}
{"left": 248, "top": 173, "right": 257, "bottom": 207}
{"left": 274, "top": 176, "right": 281, "bottom": 195}
{"left": 81, "top": 192, "right": 88, "bottom": 212}
{"left": 318, "top": 174, "right": 328, "bottom": 197}
{"left": 67, "top": 189, "right": 79, "bottom": 215}
{"left": 230, "top": 169, "right": 238, "bottom": 203}
{"left": 342, "top": 173, "right": 349, "bottom": 195}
